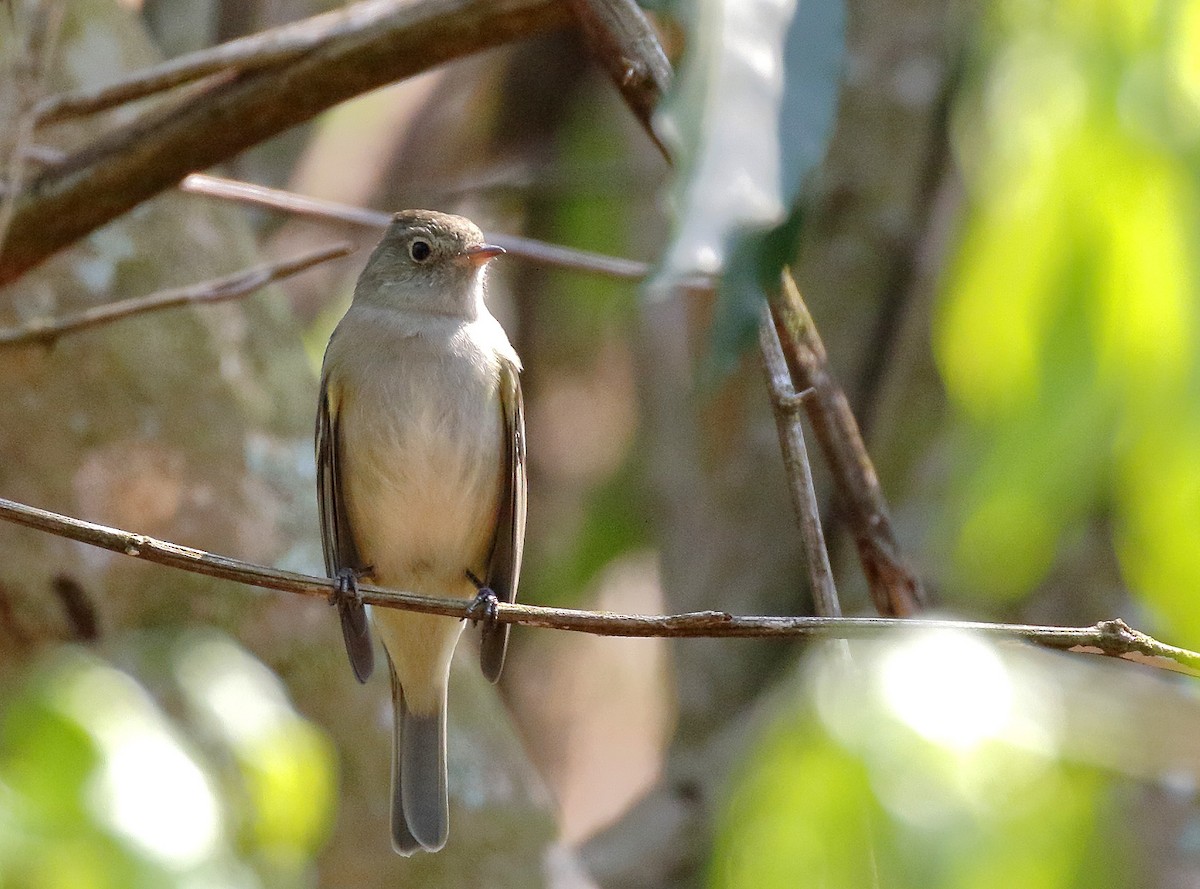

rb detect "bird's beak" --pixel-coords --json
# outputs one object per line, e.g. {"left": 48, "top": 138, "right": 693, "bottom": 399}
{"left": 461, "top": 244, "right": 506, "bottom": 267}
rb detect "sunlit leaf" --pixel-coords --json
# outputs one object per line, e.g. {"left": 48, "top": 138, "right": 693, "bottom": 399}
{"left": 711, "top": 636, "right": 1154, "bottom": 889}
{"left": 709, "top": 709, "right": 878, "bottom": 889}
{"left": 0, "top": 642, "right": 336, "bottom": 888}
{"left": 172, "top": 633, "right": 336, "bottom": 859}
{"left": 1115, "top": 418, "right": 1200, "bottom": 646}
{"left": 934, "top": 0, "right": 1200, "bottom": 624}
{"left": 653, "top": 0, "right": 845, "bottom": 368}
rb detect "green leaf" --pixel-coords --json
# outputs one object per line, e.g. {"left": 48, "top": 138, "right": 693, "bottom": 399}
{"left": 933, "top": 0, "right": 1200, "bottom": 636}
{"left": 710, "top": 636, "right": 1141, "bottom": 889}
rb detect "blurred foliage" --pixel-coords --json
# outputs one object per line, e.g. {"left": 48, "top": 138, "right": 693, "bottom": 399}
{"left": 712, "top": 2, "right": 1200, "bottom": 879}
{"left": 652, "top": 0, "right": 845, "bottom": 371}
{"left": 708, "top": 633, "right": 1168, "bottom": 888}
{"left": 518, "top": 79, "right": 653, "bottom": 609}
{"left": 8, "top": 0, "right": 1200, "bottom": 881}
{"left": 935, "top": 0, "right": 1200, "bottom": 641}
{"left": 548, "top": 83, "right": 646, "bottom": 344}
{"left": 529, "top": 457, "right": 652, "bottom": 609}
{"left": 0, "top": 636, "right": 336, "bottom": 889}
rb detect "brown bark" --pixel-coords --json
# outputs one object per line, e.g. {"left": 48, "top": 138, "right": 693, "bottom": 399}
{"left": 0, "top": 0, "right": 572, "bottom": 286}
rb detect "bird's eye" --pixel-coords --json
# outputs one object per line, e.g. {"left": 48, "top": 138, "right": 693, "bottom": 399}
{"left": 409, "top": 239, "right": 432, "bottom": 262}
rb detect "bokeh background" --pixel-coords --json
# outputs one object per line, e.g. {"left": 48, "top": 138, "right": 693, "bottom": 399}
{"left": 1, "top": 0, "right": 1199, "bottom": 886}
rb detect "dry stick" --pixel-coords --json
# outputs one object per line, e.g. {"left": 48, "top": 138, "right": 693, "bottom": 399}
{"left": 0, "top": 242, "right": 353, "bottom": 348}
{"left": 769, "top": 269, "right": 925, "bottom": 617}
{"left": 759, "top": 307, "right": 841, "bottom": 618}
{"left": 0, "top": 493, "right": 1196, "bottom": 675}
{"left": 180, "top": 173, "right": 652, "bottom": 280}
{"left": 13, "top": 148, "right": 650, "bottom": 282}
{"left": 566, "top": 0, "right": 673, "bottom": 161}
{"left": 0, "top": 0, "right": 574, "bottom": 286}
{"left": 31, "top": 3, "right": 355, "bottom": 125}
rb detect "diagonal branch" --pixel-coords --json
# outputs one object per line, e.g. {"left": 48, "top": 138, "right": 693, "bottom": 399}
{"left": 0, "top": 0, "right": 573, "bottom": 286}
{"left": 769, "top": 268, "right": 926, "bottom": 617}
{"left": 1, "top": 494, "right": 1197, "bottom": 676}
{"left": 180, "top": 173, "right": 651, "bottom": 279}
{"left": 15, "top": 148, "right": 652, "bottom": 280}
{"left": 759, "top": 306, "right": 840, "bottom": 618}
{"left": 31, "top": 4, "right": 365, "bottom": 125}
{"left": 0, "top": 242, "right": 353, "bottom": 347}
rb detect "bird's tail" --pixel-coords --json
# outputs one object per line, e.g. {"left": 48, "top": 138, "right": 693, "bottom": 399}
{"left": 388, "top": 657, "right": 449, "bottom": 855}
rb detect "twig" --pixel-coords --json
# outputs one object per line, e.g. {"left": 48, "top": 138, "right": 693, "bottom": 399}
{"left": 566, "top": 0, "right": 672, "bottom": 161}
{"left": 0, "top": 495, "right": 1195, "bottom": 676}
{"left": 769, "top": 269, "right": 925, "bottom": 617}
{"left": 180, "top": 173, "right": 651, "bottom": 280}
{"left": 11, "top": 151, "right": 649, "bottom": 281}
{"left": 0, "top": 0, "right": 573, "bottom": 286}
{"left": 31, "top": 2, "right": 359, "bottom": 125}
{"left": 759, "top": 306, "right": 840, "bottom": 618}
{"left": 0, "top": 243, "right": 353, "bottom": 347}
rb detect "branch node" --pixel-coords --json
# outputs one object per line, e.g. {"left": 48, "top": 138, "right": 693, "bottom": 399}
{"left": 778, "top": 386, "right": 814, "bottom": 413}
{"left": 1095, "top": 617, "right": 1139, "bottom": 652}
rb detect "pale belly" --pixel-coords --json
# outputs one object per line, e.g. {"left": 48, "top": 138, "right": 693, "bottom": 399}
{"left": 337, "top": 365, "right": 504, "bottom": 712}
{"left": 339, "top": 376, "right": 504, "bottom": 599}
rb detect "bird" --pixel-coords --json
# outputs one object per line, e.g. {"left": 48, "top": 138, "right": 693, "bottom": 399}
{"left": 315, "top": 209, "right": 525, "bottom": 854}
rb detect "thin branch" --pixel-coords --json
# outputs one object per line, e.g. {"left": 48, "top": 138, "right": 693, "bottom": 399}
{"left": 566, "top": 0, "right": 672, "bottom": 161}
{"left": 31, "top": 2, "right": 359, "bottom": 125}
{"left": 0, "top": 0, "right": 573, "bottom": 286}
{"left": 0, "top": 243, "right": 353, "bottom": 347}
{"left": 180, "top": 173, "right": 651, "bottom": 280}
{"left": 34, "top": 69, "right": 242, "bottom": 127}
{"left": 9, "top": 151, "right": 649, "bottom": 281}
{"left": 759, "top": 306, "right": 840, "bottom": 618}
{"left": 0, "top": 495, "right": 1197, "bottom": 676}
{"left": 769, "top": 269, "right": 926, "bottom": 617}
{"left": 181, "top": 173, "right": 389, "bottom": 227}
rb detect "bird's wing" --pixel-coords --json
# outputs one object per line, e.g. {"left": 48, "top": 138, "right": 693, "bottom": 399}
{"left": 480, "top": 356, "right": 526, "bottom": 682}
{"left": 317, "top": 374, "right": 375, "bottom": 683}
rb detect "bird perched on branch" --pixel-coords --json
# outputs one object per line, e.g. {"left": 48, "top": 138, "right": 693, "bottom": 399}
{"left": 316, "top": 209, "right": 525, "bottom": 854}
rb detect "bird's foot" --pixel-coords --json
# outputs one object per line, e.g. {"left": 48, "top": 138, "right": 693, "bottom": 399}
{"left": 330, "top": 566, "right": 372, "bottom": 608}
{"left": 464, "top": 571, "right": 499, "bottom": 627}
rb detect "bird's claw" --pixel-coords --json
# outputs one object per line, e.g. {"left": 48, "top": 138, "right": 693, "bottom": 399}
{"left": 331, "top": 566, "right": 371, "bottom": 607}
{"left": 465, "top": 584, "right": 500, "bottom": 628}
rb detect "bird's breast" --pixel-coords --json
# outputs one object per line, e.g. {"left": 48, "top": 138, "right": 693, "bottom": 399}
{"left": 336, "top": 337, "right": 504, "bottom": 596}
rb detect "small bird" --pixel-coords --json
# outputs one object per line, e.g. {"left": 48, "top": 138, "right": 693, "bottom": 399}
{"left": 315, "top": 209, "right": 525, "bottom": 854}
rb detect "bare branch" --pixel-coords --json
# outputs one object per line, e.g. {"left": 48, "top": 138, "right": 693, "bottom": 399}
{"left": 769, "top": 269, "right": 926, "bottom": 616}
{"left": 566, "top": 0, "right": 672, "bottom": 161}
{"left": 0, "top": 243, "right": 353, "bottom": 347}
{"left": 484, "top": 230, "right": 649, "bottom": 279}
{"left": 180, "top": 173, "right": 651, "bottom": 279}
{"left": 32, "top": 1, "right": 365, "bottom": 125}
{"left": 0, "top": 494, "right": 1196, "bottom": 676}
{"left": 759, "top": 307, "right": 840, "bottom": 618}
{"left": 0, "top": 0, "right": 573, "bottom": 286}
{"left": 10, "top": 152, "right": 648, "bottom": 280}
{"left": 181, "top": 173, "right": 389, "bottom": 226}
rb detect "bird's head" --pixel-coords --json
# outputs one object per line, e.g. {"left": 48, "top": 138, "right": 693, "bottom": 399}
{"left": 354, "top": 209, "right": 505, "bottom": 317}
